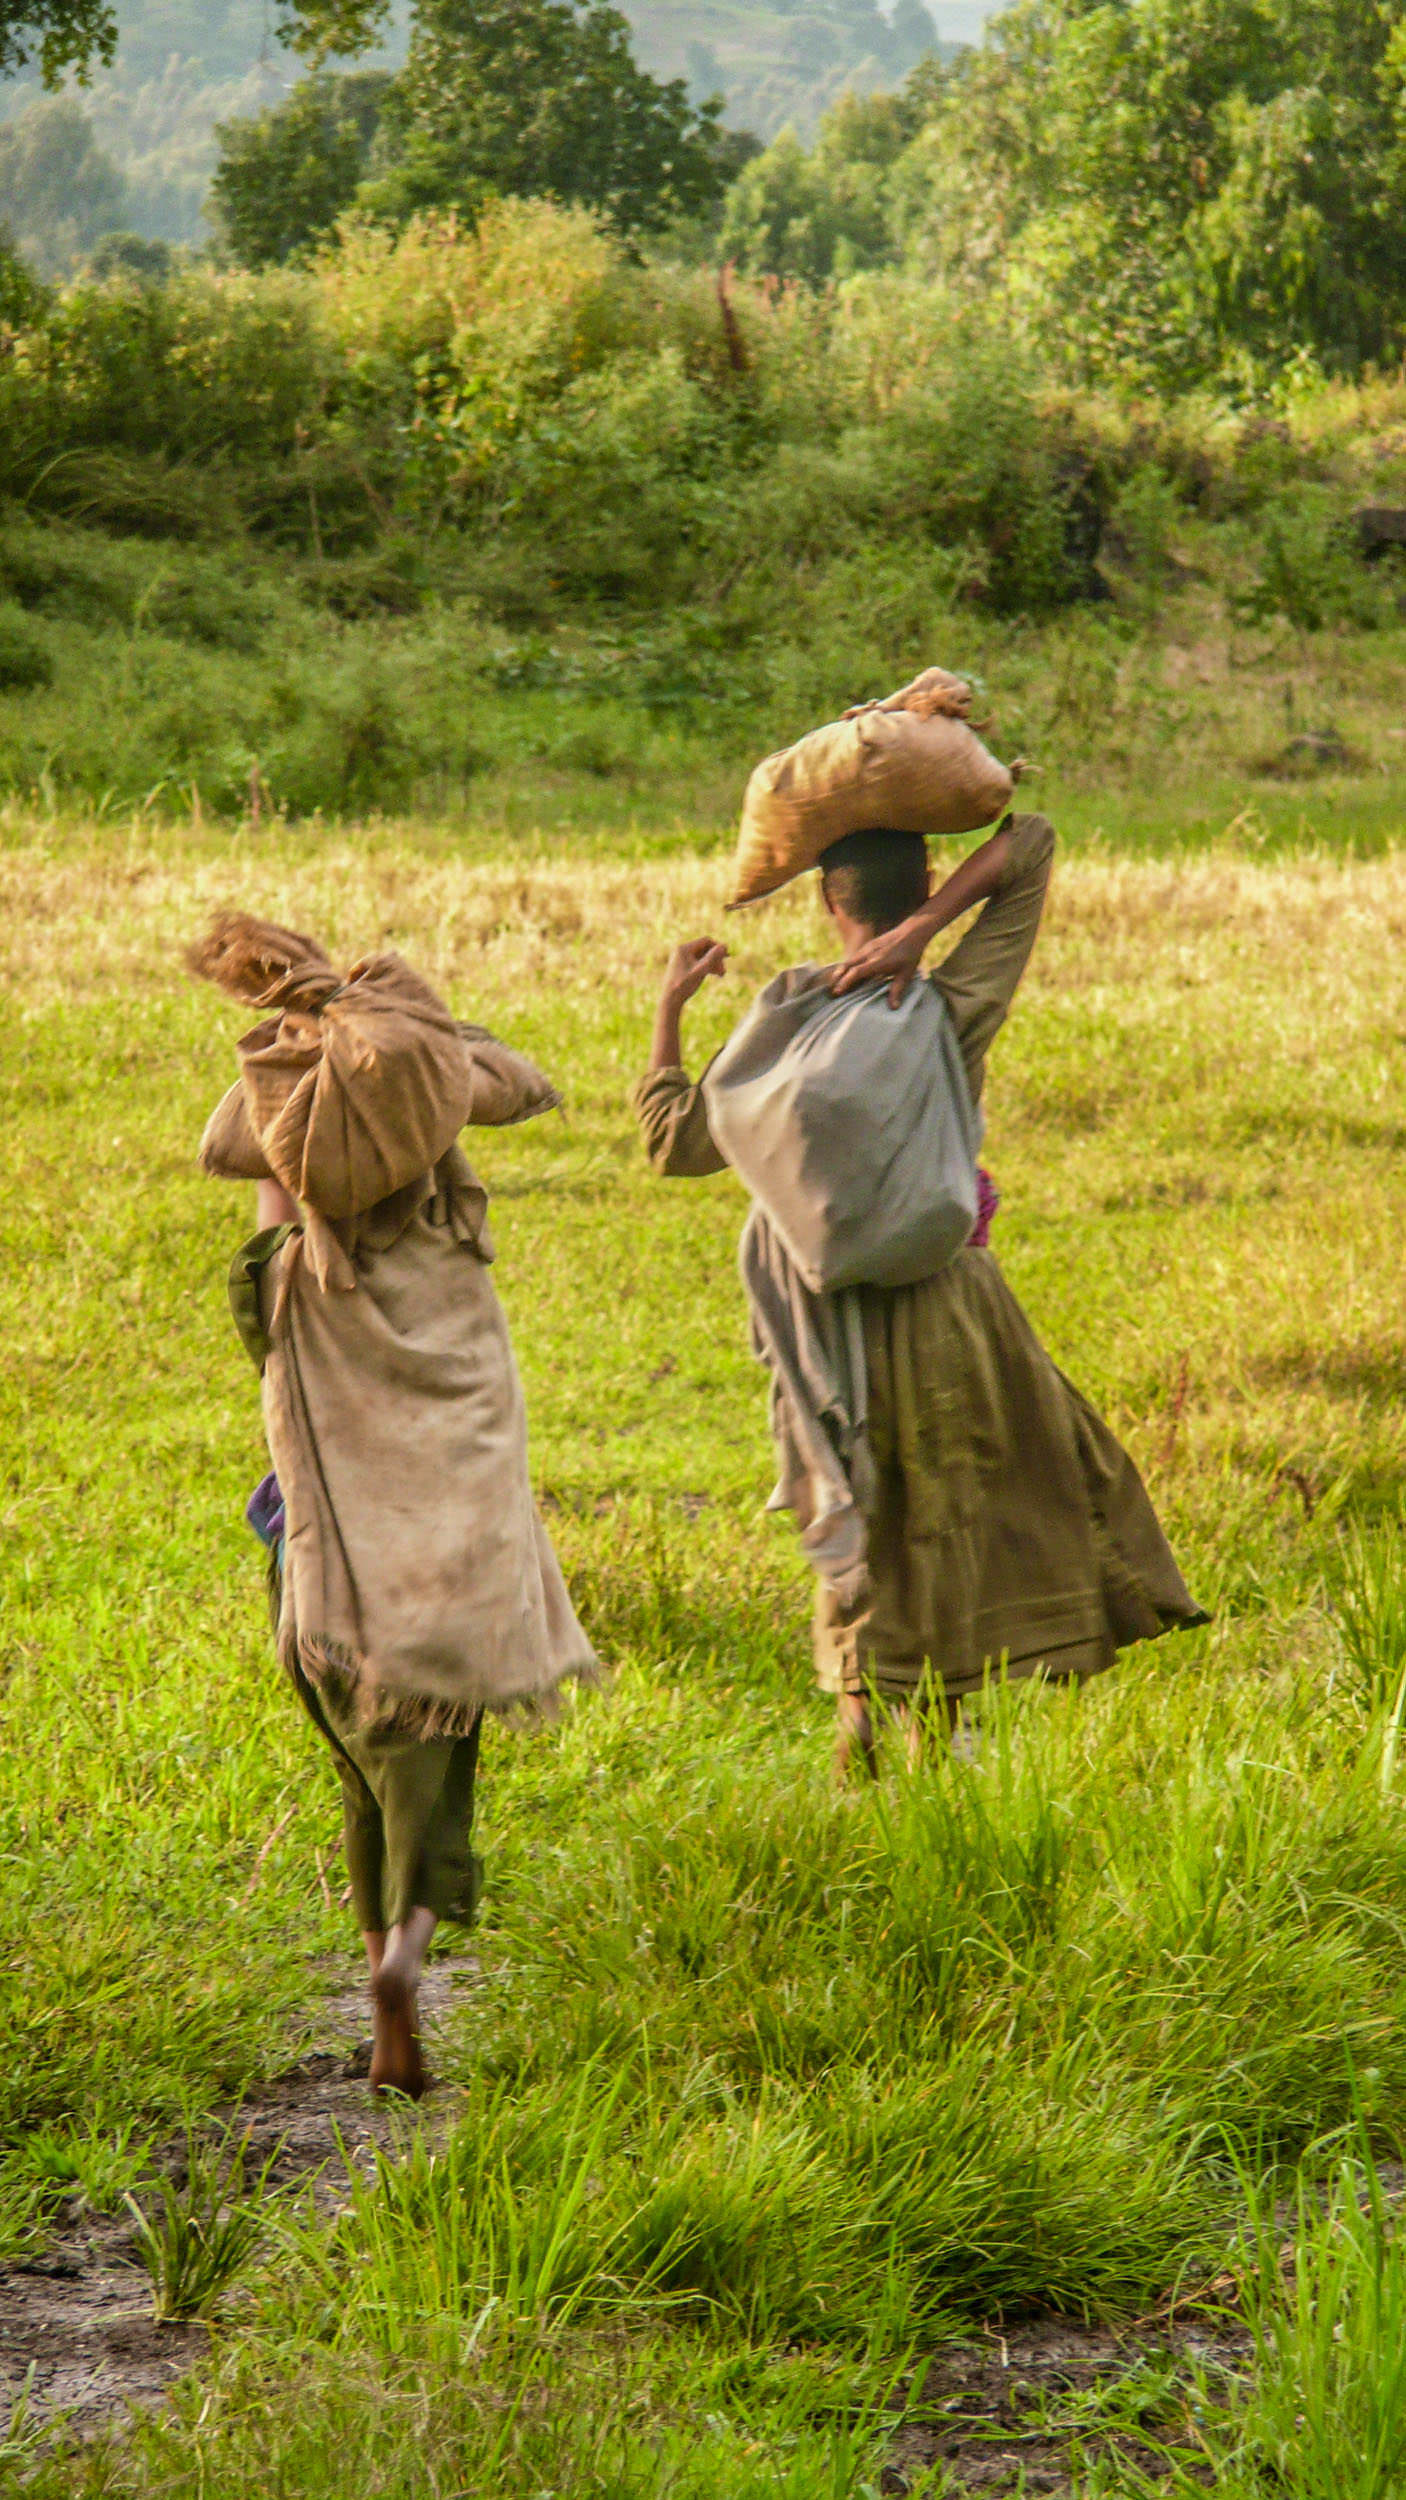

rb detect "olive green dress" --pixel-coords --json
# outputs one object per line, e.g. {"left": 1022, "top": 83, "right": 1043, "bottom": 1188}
{"left": 632, "top": 815, "right": 1205, "bottom": 1704}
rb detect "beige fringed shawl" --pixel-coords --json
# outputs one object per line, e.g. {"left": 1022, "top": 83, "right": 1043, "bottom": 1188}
{"left": 194, "top": 914, "right": 597, "bottom": 1729}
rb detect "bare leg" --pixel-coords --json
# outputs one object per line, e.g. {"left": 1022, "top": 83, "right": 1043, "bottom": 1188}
{"left": 903, "top": 1688, "right": 959, "bottom": 1771}
{"left": 834, "top": 1693, "right": 879, "bottom": 1786}
{"left": 370, "top": 1905, "right": 436, "bottom": 2099}
{"left": 361, "top": 1930, "right": 394, "bottom": 2081}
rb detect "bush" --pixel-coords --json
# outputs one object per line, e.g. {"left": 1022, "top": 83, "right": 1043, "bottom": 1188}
{"left": 0, "top": 605, "right": 52, "bottom": 689}
{"left": 1234, "top": 493, "right": 1395, "bottom": 634}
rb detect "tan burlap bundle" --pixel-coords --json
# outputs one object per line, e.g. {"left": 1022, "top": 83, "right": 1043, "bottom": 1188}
{"left": 190, "top": 913, "right": 595, "bottom": 1726}
{"left": 728, "top": 667, "right": 1016, "bottom": 908}
{"left": 191, "top": 914, "right": 558, "bottom": 1212}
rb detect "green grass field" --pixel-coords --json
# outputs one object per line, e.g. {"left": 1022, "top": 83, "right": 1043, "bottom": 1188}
{"left": 5, "top": 789, "right": 1406, "bottom": 2494}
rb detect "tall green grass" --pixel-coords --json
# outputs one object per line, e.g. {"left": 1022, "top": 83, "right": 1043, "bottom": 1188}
{"left": 5, "top": 817, "right": 1406, "bottom": 2486}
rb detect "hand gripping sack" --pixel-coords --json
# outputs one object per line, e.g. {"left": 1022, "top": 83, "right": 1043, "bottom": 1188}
{"left": 702, "top": 969, "right": 982, "bottom": 1294}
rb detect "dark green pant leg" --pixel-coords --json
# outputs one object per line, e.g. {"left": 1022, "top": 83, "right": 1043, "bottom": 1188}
{"left": 289, "top": 1660, "right": 389, "bottom": 1933}
{"left": 290, "top": 1659, "right": 484, "bottom": 1933}
{"left": 369, "top": 1716, "right": 484, "bottom": 1931}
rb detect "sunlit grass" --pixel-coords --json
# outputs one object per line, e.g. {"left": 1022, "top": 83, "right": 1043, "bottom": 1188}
{"left": 4, "top": 804, "right": 1406, "bottom": 2489}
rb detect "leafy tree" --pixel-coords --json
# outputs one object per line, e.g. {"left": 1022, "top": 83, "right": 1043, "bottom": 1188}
{"left": 0, "top": 0, "right": 114, "bottom": 83}
{"left": 363, "top": 0, "right": 741, "bottom": 234}
{"left": 85, "top": 229, "right": 175, "bottom": 280}
{"left": 0, "top": 0, "right": 386, "bottom": 86}
{"left": 721, "top": 75, "right": 939, "bottom": 281}
{"left": 0, "top": 226, "right": 45, "bottom": 318}
{"left": 904, "top": 0, "right": 1406, "bottom": 382}
{"left": 210, "top": 71, "right": 390, "bottom": 265}
{"left": 0, "top": 93, "right": 127, "bottom": 272}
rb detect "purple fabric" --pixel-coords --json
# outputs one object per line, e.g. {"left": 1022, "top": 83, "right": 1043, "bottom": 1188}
{"left": 969, "top": 1166, "right": 1000, "bottom": 1251}
{"left": 246, "top": 1470, "right": 285, "bottom": 1551}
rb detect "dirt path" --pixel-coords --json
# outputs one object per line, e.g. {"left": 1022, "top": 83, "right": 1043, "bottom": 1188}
{"left": 0, "top": 1961, "right": 469, "bottom": 2444}
{"left": 880, "top": 2314, "right": 1246, "bottom": 2493}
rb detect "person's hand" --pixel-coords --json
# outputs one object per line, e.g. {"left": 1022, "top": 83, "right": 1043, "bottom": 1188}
{"left": 827, "top": 917, "right": 930, "bottom": 1007}
{"left": 662, "top": 937, "right": 728, "bottom": 1005}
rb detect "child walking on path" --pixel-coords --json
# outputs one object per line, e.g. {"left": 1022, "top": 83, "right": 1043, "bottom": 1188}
{"left": 633, "top": 815, "right": 1205, "bottom": 1778}
{"left": 194, "top": 915, "right": 595, "bottom": 2094}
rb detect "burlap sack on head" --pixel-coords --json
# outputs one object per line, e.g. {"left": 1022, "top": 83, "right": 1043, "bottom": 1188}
{"left": 190, "top": 914, "right": 557, "bottom": 1214}
{"left": 728, "top": 666, "right": 1015, "bottom": 908}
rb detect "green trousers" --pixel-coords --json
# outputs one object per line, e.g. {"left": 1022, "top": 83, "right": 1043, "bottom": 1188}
{"left": 290, "top": 1659, "right": 484, "bottom": 1935}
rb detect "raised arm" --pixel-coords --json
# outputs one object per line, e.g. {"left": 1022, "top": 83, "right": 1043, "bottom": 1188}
{"left": 257, "top": 1177, "right": 301, "bottom": 1228}
{"left": 632, "top": 936, "right": 731, "bottom": 1177}
{"left": 930, "top": 813, "right": 1055, "bottom": 1099}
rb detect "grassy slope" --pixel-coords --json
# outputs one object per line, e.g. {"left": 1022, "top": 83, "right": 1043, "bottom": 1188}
{"left": 3, "top": 797, "right": 1406, "bottom": 2486}
{"left": 5, "top": 493, "right": 1406, "bottom": 852}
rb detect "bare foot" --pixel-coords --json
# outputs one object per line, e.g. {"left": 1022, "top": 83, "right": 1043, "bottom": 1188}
{"left": 369, "top": 1960, "right": 426, "bottom": 2100}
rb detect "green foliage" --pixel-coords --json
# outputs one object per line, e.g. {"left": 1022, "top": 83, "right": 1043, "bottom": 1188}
{"left": 15, "top": 2114, "right": 150, "bottom": 2210}
{"left": 1160, "top": 2120, "right": 1406, "bottom": 2497}
{"left": 209, "top": 72, "right": 390, "bottom": 268}
{"left": 0, "top": 95, "right": 127, "bottom": 276}
{"left": 1327, "top": 1514, "right": 1406, "bottom": 1713}
{"left": 0, "top": 211, "right": 1405, "bottom": 818}
{"left": 0, "top": 601, "right": 52, "bottom": 686}
{"left": 0, "top": 0, "right": 115, "bottom": 82}
{"left": 0, "top": 0, "right": 390, "bottom": 86}
{"left": 361, "top": 0, "right": 741, "bottom": 237}
{"left": 84, "top": 229, "right": 175, "bottom": 281}
{"left": 716, "top": 0, "right": 1406, "bottom": 387}
{"left": 0, "top": 229, "right": 46, "bottom": 322}
{"left": 720, "top": 75, "right": 937, "bottom": 282}
{"left": 1234, "top": 490, "right": 1397, "bottom": 634}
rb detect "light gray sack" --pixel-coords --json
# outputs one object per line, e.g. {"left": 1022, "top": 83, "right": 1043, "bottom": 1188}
{"left": 702, "top": 967, "right": 981, "bottom": 1294}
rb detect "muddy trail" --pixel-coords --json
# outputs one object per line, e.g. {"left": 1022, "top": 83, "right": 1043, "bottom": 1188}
{"left": 0, "top": 1970, "right": 1323, "bottom": 2494}
{"left": 0, "top": 1961, "right": 469, "bottom": 2445}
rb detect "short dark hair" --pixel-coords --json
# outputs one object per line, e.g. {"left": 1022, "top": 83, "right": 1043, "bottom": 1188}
{"left": 818, "top": 827, "right": 929, "bottom": 931}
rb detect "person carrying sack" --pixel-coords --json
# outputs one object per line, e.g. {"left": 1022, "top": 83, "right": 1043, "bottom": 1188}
{"left": 193, "top": 914, "right": 596, "bottom": 2095}
{"left": 632, "top": 810, "right": 1206, "bottom": 1779}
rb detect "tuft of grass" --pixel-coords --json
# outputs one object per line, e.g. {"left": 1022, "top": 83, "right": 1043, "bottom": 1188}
{"left": 1327, "top": 1511, "right": 1406, "bottom": 1710}
{"left": 1152, "top": 2117, "right": 1406, "bottom": 2499}
{"left": 124, "top": 2128, "right": 281, "bottom": 2325}
{"left": 16, "top": 2114, "right": 151, "bottom": 2214}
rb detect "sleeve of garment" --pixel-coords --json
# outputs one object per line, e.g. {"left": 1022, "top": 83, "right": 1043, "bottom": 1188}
{"left": 630, "top": 1064, "right": 729, "bottom": 1177}
{"left": 930, "top": 813, "right": 1056, "bottom": 1099}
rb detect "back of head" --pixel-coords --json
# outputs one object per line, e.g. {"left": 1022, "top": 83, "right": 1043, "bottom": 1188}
{"left": 818, "top": 827, "right": 929, "bottom": 932}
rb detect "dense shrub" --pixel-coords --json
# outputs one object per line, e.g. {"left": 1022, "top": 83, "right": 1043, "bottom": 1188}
{"left": 0, "top": 197, "right": 1403, "bottom": 817}
{"left": 0, "top": 605, "right": 53, "bottom": 689}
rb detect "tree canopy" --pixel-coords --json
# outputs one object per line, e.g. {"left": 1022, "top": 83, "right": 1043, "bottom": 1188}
{"left": 0, "top": 0, "right": 386, "bottom": 85}
{"left": 210, "top": 0, "right": 751, "bottom": 261}
{"left": 366, "top": 0, "right": 743, "bottom": 233}
{"left": 0, "top": 92, "right": 127, "bottom": 269}
{"left": 0, "top": 0, "right": 114, "bottom": 83}
{"left": 210, "top": 72, "right": 390, "bottom": 265}
{"left": 723, "top": 0, "right": 1406, "bottom": 383}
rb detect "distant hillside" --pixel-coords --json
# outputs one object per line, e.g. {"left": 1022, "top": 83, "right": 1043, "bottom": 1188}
{"left": 624, "top": 0, "right": 977, "bottom": 139}
{"left": 0, "top": 0, "right": 995, "bottom": 248}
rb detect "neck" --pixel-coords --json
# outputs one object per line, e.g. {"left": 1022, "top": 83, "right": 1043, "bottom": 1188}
{"left": 830, "top": 910, "right": 889, "bottom": 958}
